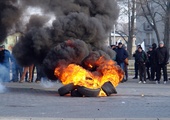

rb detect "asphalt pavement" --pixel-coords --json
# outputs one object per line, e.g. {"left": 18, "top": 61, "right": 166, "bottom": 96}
{"left": 0, "top": 77, "right": 170, "bottom": 120}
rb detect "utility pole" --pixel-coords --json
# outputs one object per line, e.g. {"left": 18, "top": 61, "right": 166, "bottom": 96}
{"left": 113, "top": 24, "right": 116, "bottom": 45}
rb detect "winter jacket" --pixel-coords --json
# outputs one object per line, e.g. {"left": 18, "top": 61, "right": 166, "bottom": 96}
{"left": 133, "top": 50, "right": 140, "bottom": 61}
{"left": 150, "top": 48, "right": 157, "bottom": 65}
{"left": 0, "top": 49, "right": 12, "bottom": 69}
{"left": 155, "top": 46, "right": 169, "bottom": 65}
{"left": 115, "top": 47, "right": 128, "bottom": 64}
{"left": 136, "top": 50, "right": 147, "bottom": 64}
{"left": 146, "top": 50, "right": 152, "bottom": 66}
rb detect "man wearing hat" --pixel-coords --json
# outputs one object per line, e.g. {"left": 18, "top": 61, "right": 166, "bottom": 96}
{"left": 155, "top": 41, "right": 169, "bottom": 84}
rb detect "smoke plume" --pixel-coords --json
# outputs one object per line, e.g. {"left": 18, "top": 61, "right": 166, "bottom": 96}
{"left": 0, "top": 0, "right": 21, "bottom": 43}
{"left": 11, "top": 0, "right": 119, "bottom": 80}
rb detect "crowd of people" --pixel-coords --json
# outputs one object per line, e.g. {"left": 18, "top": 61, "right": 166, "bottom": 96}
{"left": 0, "top": 41, "right": 169, "bottom": 84}
{"left": 133, "top": 41, "right": 169, "bottom": 84}
{"left": 0, "top": 45, "right": 47, "bottom": 83}
{"left": 111, "top": 40, "right": 169, "bottom": 84}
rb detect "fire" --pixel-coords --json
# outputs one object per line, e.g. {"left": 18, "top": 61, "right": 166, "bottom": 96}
{"left": 54, "top": 56, "right": 124, "bottom": 96}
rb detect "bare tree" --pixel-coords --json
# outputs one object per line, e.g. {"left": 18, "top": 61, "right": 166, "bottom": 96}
{"left": 116, "top": 0, "right": 136, "bottom": 59}
{"left": 127, "top": 0, "right": 136, "bottom": 58}
{"left": 137, "top": 0, "right": 170, "bottom": 49}
{"left": 138, "top": 0, "right": 161, "bottom": 43}
{"left": 151, "top": 0, "right": 170, "bottom": 48}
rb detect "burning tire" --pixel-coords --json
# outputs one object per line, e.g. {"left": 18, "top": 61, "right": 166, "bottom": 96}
{"left": 71, "top": 89, "right": 83, "bottom": 97}
{"left": 58, "top": 83, "right": 75, "bottom": 96}
{"left": 77, "top": 86, "right": 100, "bottom": 97}
{"left": 101, "top": 81, "right": 117, "bottom": 96}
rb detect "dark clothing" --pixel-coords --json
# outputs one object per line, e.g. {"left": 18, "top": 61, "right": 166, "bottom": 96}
{"left": 136, "top": 50, "right": 147, "bottom": 82}
{"left": 115, "top": 47, "right": 128, "bottom": 64}
{"left": 146, "top": 50, "right": 152, "bottom": 79}
{"left": 0, "top": 50, "right": 5, "bottom": 63}
{"left": 156, "top": 47, "right": 169, "bottom": 65}
{"left": 36, "top": 64, "right": 46, "bottom": 81}
{"left": 0, "top": 49, "right": 12, "bottom": 82}
{"left": 134, "top": 62, "right": 138, "bottom": 78}
{"left": 11, "top": 54, "right": 23, "bottom": 82}
{"left": 156, "top": 64, "right": 168, "bottom": 82}
{"left": 155, "top": 46, "right": 169, "bottom": 81}
{"left": 138, "top": 62, "right": 146, "bottom": 82}
{"left": 150, "top": 48, "right": 157, "bottom": 80}
{"left": 133, "top": 50, "right": 140, "bottom": 78}
{"left": 136, "top": 50, "right": 147, "bottom": 64}
{"left": 124, "top": 64, "right": 128, "bottom": 81}
{"left": 0, "top": 50, "right": 12, "bottom": 69}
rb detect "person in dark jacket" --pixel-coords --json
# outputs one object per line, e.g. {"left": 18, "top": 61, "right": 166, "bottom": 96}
{"left": 136, "top": 46, "right": 147, "bottom": 83}
{"left": 123, "top": 45, "right": 129, "bottom": 82}
{"left": 155, "top": 41, "right": 169, "bottom": 84}
{"left": 0, "top": 45, "right": 12, "bottom": 82}
{"left": 132, "top": 44, "right": 141, "bottom": 79}
{"left": 115, "top": 42, "right": 128, "bottom": 82}
{"left": 150, "top": 43, "right": 157, "bottom": 81}
{"left": 146, "top": 46, "right": 152, "bottom": 79}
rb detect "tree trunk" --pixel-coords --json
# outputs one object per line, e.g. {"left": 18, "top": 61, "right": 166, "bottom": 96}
{"left": 127, "top": 0, "right": 135, "bottom": 59}
{"left": 164, "top": 1, "right": 170, "bottom": 50}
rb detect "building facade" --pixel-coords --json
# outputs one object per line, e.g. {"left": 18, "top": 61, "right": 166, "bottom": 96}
{"left": 136, "top": 0, "right": 169, "bottom": 50}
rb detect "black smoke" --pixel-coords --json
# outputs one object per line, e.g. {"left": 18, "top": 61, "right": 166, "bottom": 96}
{"left": 0, "top": 0, "right": 21, "bottom": 43}
{"left": 12, "top": 0, "right": 119, "bottom": 80}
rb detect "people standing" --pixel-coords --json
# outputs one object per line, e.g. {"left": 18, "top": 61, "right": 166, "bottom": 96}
{"left": 11, "top": 53, "right": 23, "bottom": 82}
{"left": 136, "top": 46, "right": 147, "bottom": 84}
{"left": 124, "top": 45, "right": 129, "bottom": 82}
{"left": 146, "top": 46, "right": 152, "bottom": 80}
{"left": 19, "top": 64, "right": 34, "bottom": 83}
{"left": 0, "top": 45, "right": 12, "bottom": 82}
{"left": 115, "top": 42, "right": 128, "bottom": 82}
{"left": 150, "top": 43, "right": 157, "bottom": 81}
{"left": 132, "top": 44, "right": 141, "bottom": 79}
{"left": 35, "top": 64, "right": 47, "bottom": 83}
{"left": 155, "top": 41, "right": 169, "bottom": 84}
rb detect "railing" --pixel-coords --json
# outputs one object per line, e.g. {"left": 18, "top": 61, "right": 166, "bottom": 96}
{"left": 127, "top": 60, "right": 170, "bottom": 75}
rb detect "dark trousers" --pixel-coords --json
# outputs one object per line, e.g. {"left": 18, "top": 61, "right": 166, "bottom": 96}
{"left": 138, "top": 63, "right": 146, "bottom": 82}
{"left": 134, "top": 62, "right": 138, "bottom": 77}
{"left": 151, "top": 64, "right": 157, "bottom": 80}
{"left": 124, "top": 65, "right": 128, "bottom": 81}
{"left": 156, "top": 64, "right": 168, "bottom": 81}
{"left": 36, "top": 65, "right": 46, "bottom": 80}
{"left": 146, "top": 65, "right": 150, "bottom": 79}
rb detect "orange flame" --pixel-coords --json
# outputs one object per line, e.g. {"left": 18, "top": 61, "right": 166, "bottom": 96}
{"left": 54, "top": 56, "right": 124, "bottom": 96}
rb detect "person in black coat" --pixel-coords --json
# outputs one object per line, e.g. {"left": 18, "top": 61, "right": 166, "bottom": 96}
{"left": 136, "top": 46, "right": 147, "bottom": 83}
{"left": 150, "top": 43, "right": 157, "bottom": 81}
{"left": 146, "top": 46, "right": 152, "bottom": 79}
{"left": 155, "top": 41, "right": 169, "bottom": 84}
{"left": 115, "top": 42, "right": 128, "bottom": 82}
{"left": 132, "top": 44, "right": 141, "bottom": 79}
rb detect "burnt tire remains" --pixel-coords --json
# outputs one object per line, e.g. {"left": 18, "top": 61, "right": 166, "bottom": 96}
{"left": 58, "top": 83, "right": 75, "bottom": 96}
{"left": 101, "top": 81, "right": 117, "bottom": 96}
{"left": 71, "top": 89, "right": 83, "bottom": 97}
{"left": 77, "top": 86, "right": 100, "bottom": 97}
